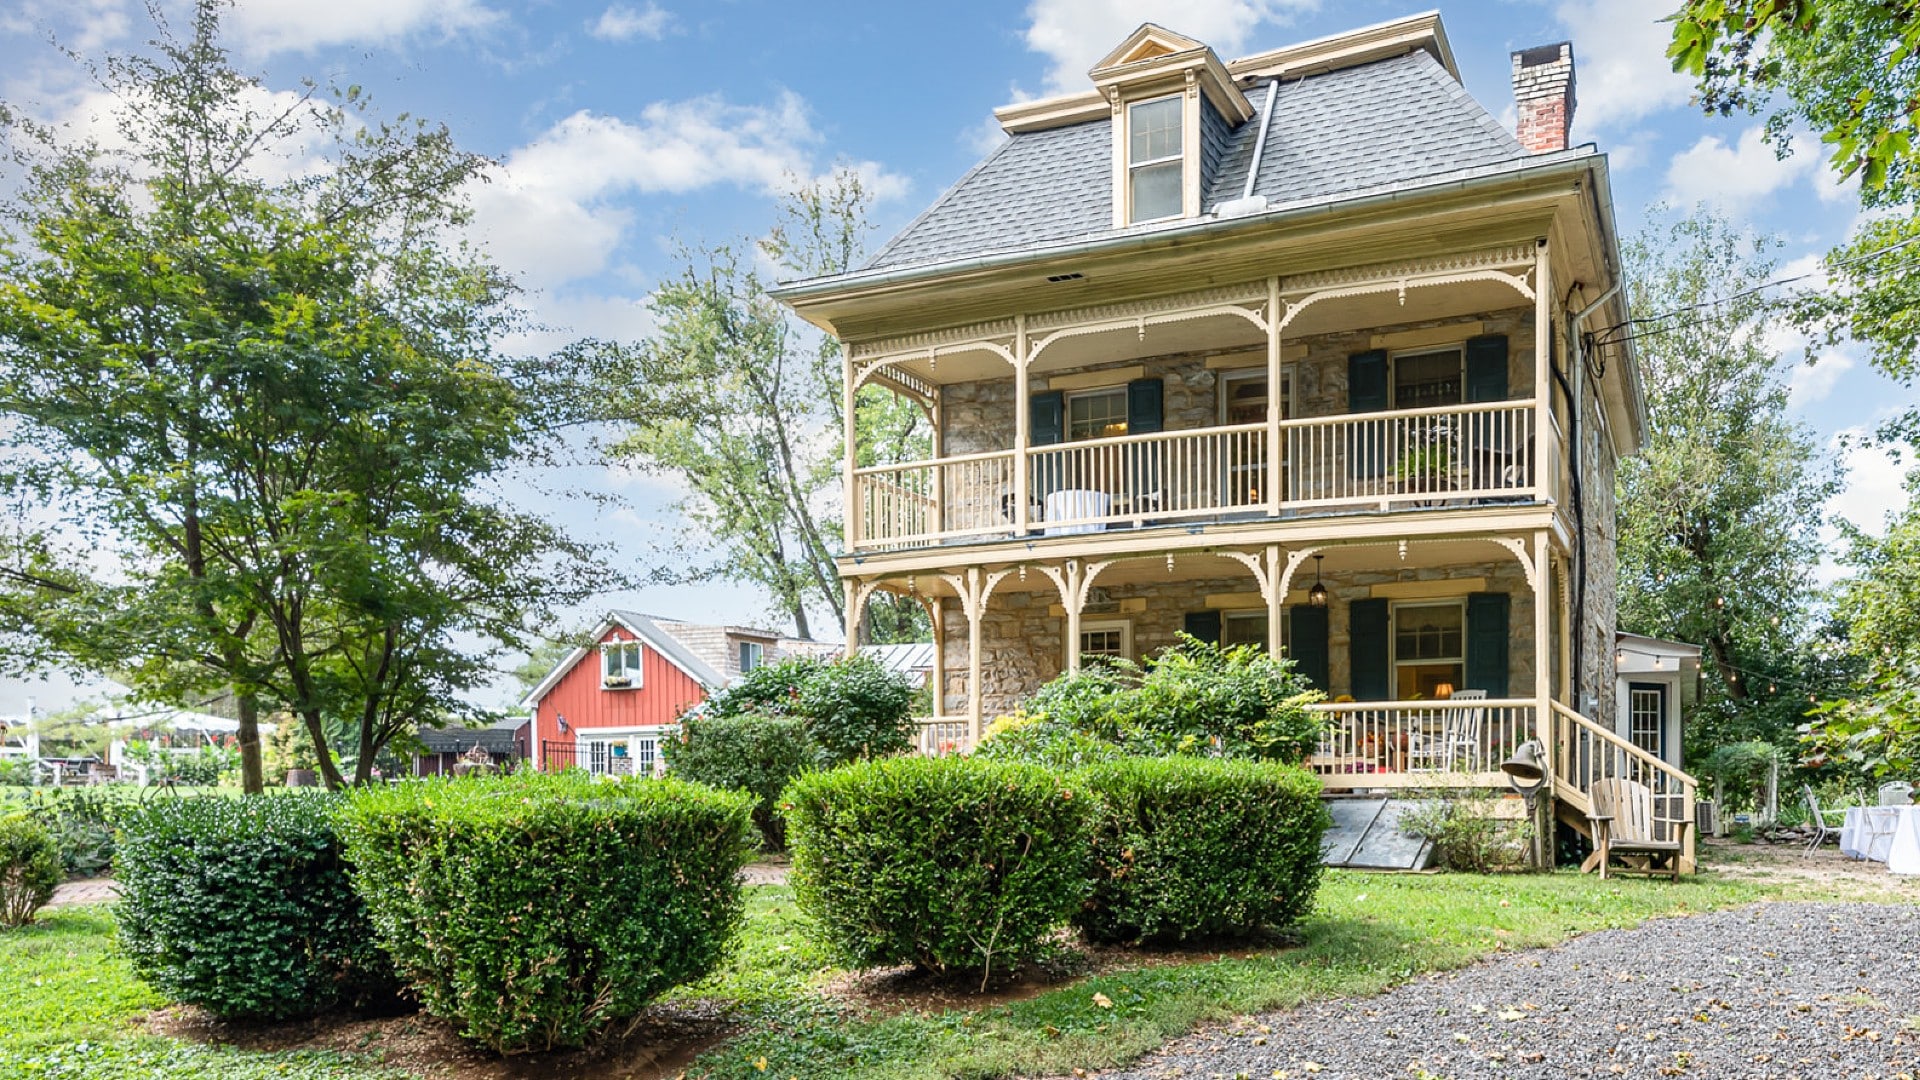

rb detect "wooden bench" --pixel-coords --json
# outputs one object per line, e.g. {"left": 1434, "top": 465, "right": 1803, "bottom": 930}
{"left": 1587, "top": 778, "right": 1691, "bottom": 881}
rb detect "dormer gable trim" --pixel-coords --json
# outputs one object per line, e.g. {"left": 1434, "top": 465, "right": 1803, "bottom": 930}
{"left": 994, "top": 10, "right": 1454, "bottom": 135}
{"left": 1088, "top": 24, "right": 1253, "bottom": 126}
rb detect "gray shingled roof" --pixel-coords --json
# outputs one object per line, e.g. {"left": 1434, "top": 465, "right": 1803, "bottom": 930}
{"left": 868, "top": 50, "right": 1528, "bottom": 272}
{"left": 612, "top": 610, "right": 730, "bottom": 688}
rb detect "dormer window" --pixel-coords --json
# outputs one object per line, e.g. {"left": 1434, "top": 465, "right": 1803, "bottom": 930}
{"left": 1127, "top": 96, "right": 1184, "bottom": 223}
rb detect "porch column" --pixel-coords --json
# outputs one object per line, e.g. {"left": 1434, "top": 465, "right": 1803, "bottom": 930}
{"left": 1533, "top": 529, "right": 1552, "bottom": 748}
{"left": 1014, "top": 314, "right": 1030, "bottom": 534}
{"left": 929, "top": 596, "right": 947, "bottom": 720}
{"left": 1266, "top": 276, "right": 1283, "bottom": 515}
{"left": 844, "top": 352, "right": 859, "bottom": 548}
{"left": 966, "top": 567, "right": 985, "bottom": 741}
{"left": 1063, "top": 559, "right": 1085, "bottom": 674}
{"left": 1533, "top": 238, "right": 1555, "bottom": 503}
{"left": 1265, "top": 545, "right": 1285, "bottom": 656}
{"left": 844, "top": 579, "right": 859, "bottom": 658}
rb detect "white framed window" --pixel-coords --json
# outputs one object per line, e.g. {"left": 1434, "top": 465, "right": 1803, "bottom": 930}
{"left": 1219, "top": 368, "right": 1287, "bottom": 504}
{"left": 1391, "top": 347, "right": 1464, "bottom": 410}
{"left": 1628, "top": 685, "right": 1665, "bottom": 757}
{"left": 1126, "top": 95, "right": 1184, "bottom": 224}
{"left": 1223, "top": 610, "right": 1268, "bottom": 652}
{"left": 1392, "top": 601, "right": 1465, "bottom": 700}
{"left": 739, "top": 640, "right": 764, "bottom": 673}
{"left": 1066, "top": 386, "right": 1129, "bottom": 442}
{"left": 1078, "top": 619, "right": 1132, "bottom": 664}
{"left": 601, "top": 640, "right": 643, "bottom": 688}
{"left": 579, "top": 732, "right": 663, "bottom": 778}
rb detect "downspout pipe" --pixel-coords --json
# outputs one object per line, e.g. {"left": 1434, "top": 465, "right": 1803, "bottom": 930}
{"left": 1564, "top": 279, "right": 1622, "bottom": 715}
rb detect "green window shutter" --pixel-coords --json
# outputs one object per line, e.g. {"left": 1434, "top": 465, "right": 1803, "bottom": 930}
{"left": 1183, "top": 610, "right": 1221, "bottom": 645}
{"left": 1347, "top": 350, "right": 1390, "bottom": 480}
{"left": 1465, "top": 592, "right": 1510, "bottom": 698}
{"left": 1030, "top": 390, "right": 1064, "bottom": 445}
{"left": 1465, "top": 335, "right": 1510, "bottom": 403}
{"left": 1349, "top": 597, "right": 1390, "bottom": 701}
{"left": 1126, "top": 377, "right": 1164, "bottom": 434}
{"left": 1347, "top": 350, "right": 1388, "bottom": 413}
{"left": 1287, "top": 605, "right": 1329, "bottom": 691}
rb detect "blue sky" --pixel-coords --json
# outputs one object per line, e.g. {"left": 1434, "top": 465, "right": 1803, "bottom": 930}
{"left": 1, "top": 0, "right": 1911, "bottom": 711}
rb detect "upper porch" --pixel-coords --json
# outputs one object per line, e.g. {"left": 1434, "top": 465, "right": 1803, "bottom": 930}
{"left": 842, "top": 244, "right": 1580, "bottom": 559}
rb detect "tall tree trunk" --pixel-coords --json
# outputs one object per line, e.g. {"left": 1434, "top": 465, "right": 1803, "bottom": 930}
{"left": 302, "top": 709, "right": 347, "bottom": 790}
{"left": 235, "top": 689, "right": 263, "bottom": 794}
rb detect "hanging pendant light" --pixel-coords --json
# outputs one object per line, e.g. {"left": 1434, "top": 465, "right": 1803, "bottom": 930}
{"left": 1308, "top": 554, "right": 1328, "bottom": 608}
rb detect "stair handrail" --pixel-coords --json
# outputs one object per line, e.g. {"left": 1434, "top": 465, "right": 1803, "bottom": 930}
{"left": 1549, "top": 700, "right": 1698, "bottom": 873}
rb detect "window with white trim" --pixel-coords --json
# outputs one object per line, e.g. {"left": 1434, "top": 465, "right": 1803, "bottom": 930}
{"left": 1126, "top": 95, "right": 1183, "bottom": 224}
{"left": 579, "top": 733, "right": 661, "bottom": 778}
{"left": 1223, "top": 610, "right": 1267, "bottom": 652}
{"left": 1078, "top": 619, "right": 1132, "bottom": 664}
{"left": 1628, "top": 685, "right": 1665, "bottom": 757}
{"left": 1066, "top": 386, "right": 1128, "bottom": 442}
{"left": 739, "top": 640, "right": 764, "bottom": 673}
{"left": 1392, "top": 348, "right": 1464, "bottom": 410}
{"left": 601, "top": 640, "right": 642, "bottom": 688}
{"left": 1392, "top": 601, "right": 1465, "bottom": 700}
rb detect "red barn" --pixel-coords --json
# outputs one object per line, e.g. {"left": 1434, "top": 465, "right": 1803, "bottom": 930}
{"left": 520, "top": 610, "right": 831, "bottom": 775}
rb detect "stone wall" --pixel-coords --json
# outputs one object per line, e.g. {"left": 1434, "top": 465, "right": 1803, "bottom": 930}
{"left": 1573, "top": 364, "right": 1620, "bottom": 726}
{"left": 939, "top": 559, "right": 1537, "bottom": 718}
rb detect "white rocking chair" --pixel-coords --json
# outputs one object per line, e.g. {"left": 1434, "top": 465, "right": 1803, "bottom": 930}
{"left": 1406, "top": 690, "right": 1487, "bottom": 772}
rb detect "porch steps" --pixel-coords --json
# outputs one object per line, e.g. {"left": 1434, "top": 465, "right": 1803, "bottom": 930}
{"left": 1320, "top": 797, "right": 1438, "bottom": 871}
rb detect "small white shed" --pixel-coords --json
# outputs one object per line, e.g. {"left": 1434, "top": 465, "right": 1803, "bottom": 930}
{"left": 1614, "top": 633, "right": 1700, "bottom": 771}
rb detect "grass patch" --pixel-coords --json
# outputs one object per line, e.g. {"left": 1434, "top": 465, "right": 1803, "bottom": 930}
{"left": 3, "top": 858, "right": 1914, "bottom": 1080}
{"left": 0, "top": 906, "right": 396, "bottom": 1079}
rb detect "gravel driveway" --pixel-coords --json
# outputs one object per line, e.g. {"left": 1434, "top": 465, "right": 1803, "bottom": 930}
{"left": 1097, "top": 902, "right": 1920, "bottom": 1080}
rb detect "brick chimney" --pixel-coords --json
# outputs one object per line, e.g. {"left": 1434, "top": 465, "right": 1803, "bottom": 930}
{"left": 1511, "top": 42, "right": 1576, "bottom": 153}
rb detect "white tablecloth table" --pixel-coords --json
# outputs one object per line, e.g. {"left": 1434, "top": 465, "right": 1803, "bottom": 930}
{"left": 1840, "top": 805, "right": 1920, "bottom": 874}
{"left": 1042, "top": 489, "right": 1110, "bottom": 536}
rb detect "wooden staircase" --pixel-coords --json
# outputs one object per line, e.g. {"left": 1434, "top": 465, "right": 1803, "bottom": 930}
{"left": 1546, "top": 701, "right": 1700, "bottom": 874}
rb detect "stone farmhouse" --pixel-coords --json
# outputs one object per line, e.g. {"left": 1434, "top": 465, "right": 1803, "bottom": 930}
{"left": 775, "top": 14, "right": 1696, "bottom": 869}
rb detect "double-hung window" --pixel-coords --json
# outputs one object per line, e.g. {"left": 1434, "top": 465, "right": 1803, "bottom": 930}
{"left": 739, "top": 641, "right": 764, "bottom": 674}
{"left": 1392, "top": 601, "right": 1465, "bottom": 700}
{"left": 1223, "top": 610, "right": 1268, "bottom": 652}
{"left": 1127, "top": 96, "right": 1183, "bottom": 223}
{"left": 1066, "top": 387, "right": 1128, "bottom": 442}
{"left": 601, "top": 640, "right": 642, "bottom": 688}
{"left": 1078, "top": 619, "right": 1132, "bottom": 664}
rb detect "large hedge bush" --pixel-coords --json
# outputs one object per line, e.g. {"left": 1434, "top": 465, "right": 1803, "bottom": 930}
{"left": 1073, "top": 757, "right": 1329, "bottom": 944}
{"left": 338, "top": 773, "right": 754, "bottom": 1054}
{"left": 22, "top": 786, "right": 122, "bottom": 877}
{"left": 115, "top": 793, "right": 399, "bottom": 1020}
{"left": 1007, "top": 636, "right": 1324, "bottom": 763}
{"left": 661, "top": 711, "right": 810, "bottom": 849}
{"left": 702, "top": 654, "right": 916, "bottom": 766}
{"left": 0, "top": 815, "right": 61, "bottom": 928}
{"left": 783, "top": 756, "right": 1090, "bottom": 978}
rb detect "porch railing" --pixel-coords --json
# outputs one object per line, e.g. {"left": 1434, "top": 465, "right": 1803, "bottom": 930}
{"left": 1305, "top": 699, "right": 1535, "bottom": 785}
{"left": 914, "top": 717, "right": 971, "bottom": 757}
{"left": 1548, "top": 700, "right": 1698, "bottom": 869}
{"left": 850, "top": 400, "right": 1542, "bottom": 550}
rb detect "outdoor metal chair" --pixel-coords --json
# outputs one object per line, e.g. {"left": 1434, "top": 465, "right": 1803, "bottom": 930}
{"left": 1803, "top": 784, "right": 1846, "bottom": 853}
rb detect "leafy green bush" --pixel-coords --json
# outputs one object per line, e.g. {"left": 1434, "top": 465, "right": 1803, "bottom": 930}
{"left": 783, "top": 756, "right": 1090, "bottom": 978}
{"left": 115, "top": 793, "right": 398, "bottom": 1020}
{"left": 703, "top": 655, "right": 916, "bottom": 766}
{"left": 1072, "top": 757, "right": 1328, "bottom": 944}
{"left": 22, "top": 788, "right": 122, "bottom": 877}
{"left": 973, "top": 712, "right": 1125, "bottom": 771}
{"left": 1399, "top": 792, "right": 1531, "bottom": 873}
{"left": 1015, "top": 637, "right": 1324, "bottom": 764}
{"left": 0, "top": 758, "right": 34, "bottom": 787}
{"left": 1697, "top": 740, "right": 1787, "bottom": 815}
{"left": 0, "top": 815, "right": 61, "bottom": 928}
{"left": 338, "top": 773, "right": 754, "bottom": 1054}
{"left": 662, "top": 712, "right": 811, "bottom": 850}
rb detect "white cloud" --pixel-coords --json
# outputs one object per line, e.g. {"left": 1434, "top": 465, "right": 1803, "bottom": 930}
{"left": 1830, "top": 432, "right": 1911, "bottom": 534}
{"left": 588, "top": 3, "right": 673, "bottom": 42}
{"left": 1022, "top": 0, "right": 1317, "bottom": 95}
{"left": 1662, "top": 125, "right": 1818, "bottom": 211}
{"left": 1555, "top": 0, "right": 1693, "bottom": 136}
{"left": 1787, "top": 349, "right": 1856, "bottom": 408}
{"left": 226, "top": 0, "right": 501, "bottom": 55}
{"left": 963, "top": 114, "right": 1009, "bottom": 158}
{"left": 0, "top": 0, "right": 131, "bottom": 51}
{"left": 467, "top": 93, "right": 909, "bottom": 291}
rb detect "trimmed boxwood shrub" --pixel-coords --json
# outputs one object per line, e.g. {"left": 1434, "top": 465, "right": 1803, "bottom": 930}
{"left": 783, "top": 756, "right": 1090, "bottom": 978}
{"left": 0, "top": 815, "right": 61, "bottom": 928}
{"left": 662, "top": 711, "right": 811, "bottom": 850}
{"left": 115, "top": 793, "right": 400, "bottom": 1020}
{"left": 1072, "top": 757, "right": 1330, "bottom": 944}
{"left": 338, "top": 773, "right": 755, "bottom": 1054}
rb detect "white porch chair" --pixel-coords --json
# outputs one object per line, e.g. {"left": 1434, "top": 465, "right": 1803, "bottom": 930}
{"left": 1803, "top": 784, "right": 1846, "bottom": 853}
{"left": 1406, "top": 690, "right": 1487, "bottom": 772}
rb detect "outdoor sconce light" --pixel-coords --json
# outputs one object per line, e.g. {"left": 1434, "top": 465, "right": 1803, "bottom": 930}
{"left": 1307, "top": 554, "right": 1328, "bottom": 607}
{"left": 556, "top": 713, "right": 570, "bottom": 733}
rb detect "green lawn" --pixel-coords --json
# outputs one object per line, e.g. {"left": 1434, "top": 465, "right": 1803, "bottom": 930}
{"left": 2, "top": 856, "right": 1910, "bottom": 1080}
